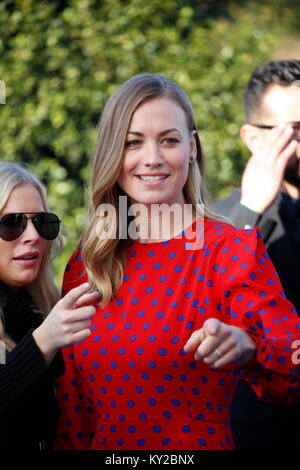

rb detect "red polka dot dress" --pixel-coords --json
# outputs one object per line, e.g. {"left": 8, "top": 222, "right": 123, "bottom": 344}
{"left": 55, "top": 219, "right": 300, "bottom": 450}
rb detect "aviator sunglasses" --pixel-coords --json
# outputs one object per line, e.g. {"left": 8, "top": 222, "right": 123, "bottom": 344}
{"left": 0, "top": 212, "right": 61, "bottom": 241}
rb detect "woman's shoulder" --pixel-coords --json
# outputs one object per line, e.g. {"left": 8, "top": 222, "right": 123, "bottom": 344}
{"left": 203, "top": 217, "right": 261, "bottom": 249}
{"left": 62, "top": 241, "right": 87, "bottom": 294}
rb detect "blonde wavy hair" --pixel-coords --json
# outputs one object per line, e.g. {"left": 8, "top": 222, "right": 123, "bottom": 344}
{"left": 82, "top": 73, "right": 227, "bottom": 307}
{"left": 0, "top": 162, "right": 63, "bottom": 351}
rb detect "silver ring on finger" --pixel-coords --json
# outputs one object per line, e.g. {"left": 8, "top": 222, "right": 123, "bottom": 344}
{"left": 214, "top": 348, "right": 222, "bottom": 360}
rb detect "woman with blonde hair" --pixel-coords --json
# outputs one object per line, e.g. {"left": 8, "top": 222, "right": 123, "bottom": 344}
{"left": 55, "top": 74, "right": 300, "bottom": 450}
{"left": 0, "top": 162, "right": 98, "bottom": 449}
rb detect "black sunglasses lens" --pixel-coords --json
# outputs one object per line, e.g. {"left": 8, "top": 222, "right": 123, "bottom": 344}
{"left": 32, "top": 213, "right": 60, "bottom": 240}
{"left": 0, "top": 214, "right": 27, "bottom": 241}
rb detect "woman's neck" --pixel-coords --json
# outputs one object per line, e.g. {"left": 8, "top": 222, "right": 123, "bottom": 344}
{"left": 128, "top": 202, "right": 196, "bottom": 243}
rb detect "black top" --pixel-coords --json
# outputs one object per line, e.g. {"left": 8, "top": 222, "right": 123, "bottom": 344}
{"left": 0, "top": 282, "right": 64, "bottom": 450}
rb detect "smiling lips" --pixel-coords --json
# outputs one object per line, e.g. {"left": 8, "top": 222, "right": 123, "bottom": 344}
{"left": 136, "top": 174, "right": 169, "bottom": 185}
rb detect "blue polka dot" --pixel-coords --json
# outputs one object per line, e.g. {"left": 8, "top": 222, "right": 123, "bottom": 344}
{"left": 128, "top": 425, "right": 136, "bottom": 433}
{"left": 182, "top": 426, "right": 190, "bottom": 433}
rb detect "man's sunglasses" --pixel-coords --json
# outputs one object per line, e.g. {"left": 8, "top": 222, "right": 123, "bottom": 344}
{"left": 0, "top": 212, "right": 61, "bottom": 241}
{"left": 252, "top": 123, "right": 300, "bottom": 139}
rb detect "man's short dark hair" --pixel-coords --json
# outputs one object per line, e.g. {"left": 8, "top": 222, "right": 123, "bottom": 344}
{"left": 244, "top": 60, "right": 300, "bottom": 122}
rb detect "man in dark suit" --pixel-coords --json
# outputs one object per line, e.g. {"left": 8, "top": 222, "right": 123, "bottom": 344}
{"left": 215, "top": 60, "right": 300, "bottom": 449}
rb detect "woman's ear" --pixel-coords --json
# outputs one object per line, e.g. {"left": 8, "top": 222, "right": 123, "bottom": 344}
{"left": 189, "top": 130, "right": 197, "bottom": 159}
{"left": 240, "top": 124, "right": 262, "bottom": 153}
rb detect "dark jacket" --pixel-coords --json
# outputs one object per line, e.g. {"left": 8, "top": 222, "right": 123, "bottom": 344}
{"left": 0, "top": 282, "right": 64, "bottom": 450}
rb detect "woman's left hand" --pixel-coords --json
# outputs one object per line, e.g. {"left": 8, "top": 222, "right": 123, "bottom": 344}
{"left": 183, "top": 318, "right": 257, "bottom": 369}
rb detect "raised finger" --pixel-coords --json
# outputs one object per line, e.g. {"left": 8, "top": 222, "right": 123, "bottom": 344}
{"left": 62, "top": 282, "right": 91, "bottom": 307}
{"left": 183, "top": 328, "right": 205, "bottom": 353}
{"left": 274, "top": 138, "right": 298, "bottom": 171}
{"left": 202, "top": 337, "right": 235, "bottom": 365}
{"left": 195, "top": 334, "right": 221, "bottom": 360}
{"left": 68, "top": 319, "right": 92, "bottom": 334}
{"left": 209, "top": 347, "right": 240, "bottom": 370}
{"left": 265, "top": 125, "right": 295, "bottom": 163}
{"left": 65, "top": 305, "right": 96, "bottom": 323}
{"left": 75, "top": 290, "right": 101, "bottom": 308}
{"left": 63, "top": 328, "right": 92, "bottom": 347}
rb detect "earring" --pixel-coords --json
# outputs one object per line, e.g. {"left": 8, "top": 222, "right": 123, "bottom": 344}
{"left": 189, "top": 156, "right": 195, "bottom": 163}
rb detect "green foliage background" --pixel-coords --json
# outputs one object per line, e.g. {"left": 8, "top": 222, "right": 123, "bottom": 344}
{"left": 1, "top": 0, "right": 299, "bottom": 287}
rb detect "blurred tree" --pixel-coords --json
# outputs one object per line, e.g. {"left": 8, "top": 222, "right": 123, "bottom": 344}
{"left": 0, "top": 0, "right": 298, "bottom": 285}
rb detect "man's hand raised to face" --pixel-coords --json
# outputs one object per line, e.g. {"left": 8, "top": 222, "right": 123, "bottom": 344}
{"left": 240, "top": 125, "right": 299, "bottom": 214}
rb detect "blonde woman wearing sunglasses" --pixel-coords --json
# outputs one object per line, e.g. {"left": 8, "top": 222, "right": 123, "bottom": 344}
{"left": 0, "top": 162, "right": 98, "bottom": 450}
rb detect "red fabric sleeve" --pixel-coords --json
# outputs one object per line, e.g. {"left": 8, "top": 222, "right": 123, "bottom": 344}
{"left": 210, "top": 228, "right": 300, "bottom": 403}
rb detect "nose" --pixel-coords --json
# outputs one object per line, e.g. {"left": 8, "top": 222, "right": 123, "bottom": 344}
{"left": 143, "top": 142, "right": 164, "bottom": 167}
{"left": 21, "top": 218, "right": 40, "bottom": 243}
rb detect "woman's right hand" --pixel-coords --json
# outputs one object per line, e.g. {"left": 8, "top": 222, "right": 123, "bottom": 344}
{"left": 32, "top": 282, "right": 100, "bottom": 364}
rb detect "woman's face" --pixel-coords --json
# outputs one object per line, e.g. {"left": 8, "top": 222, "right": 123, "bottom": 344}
{"left": 0, "top": 183, "right": 48, "bottom": 290}
{"left": 118, "top": 97, "right": 196, "bottom": 207}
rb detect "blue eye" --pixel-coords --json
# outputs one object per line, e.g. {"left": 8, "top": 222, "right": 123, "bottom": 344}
{"left": 125, "top": 140, "right": 141, "bottom": 147}
{"left": 163, "top": 138, "right": 179, "bottom": 144}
